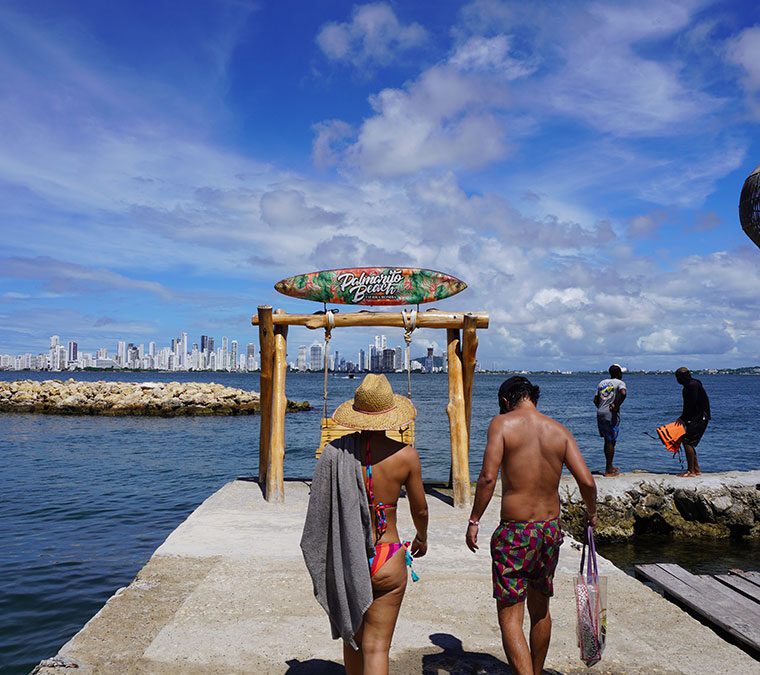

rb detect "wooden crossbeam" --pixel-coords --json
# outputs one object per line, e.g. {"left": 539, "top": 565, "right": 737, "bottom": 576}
{"left": 251, "top": 309, "right": 489, "bottom": 330}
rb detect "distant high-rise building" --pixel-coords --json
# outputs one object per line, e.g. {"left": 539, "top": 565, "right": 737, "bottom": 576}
{"left": 67, "top": 341, "right": 78, "bottom": 363}
{"left": 230, "top": 340, "right": 238, "bottom": 371}
{"left": 221, "top": 336, "right": 229, "bottom": 371}
{"left": 425, "top": 347, "right": 434, "bottom": 373}
{"left": 117, "top": 341, "right": 126, "bottom": 366}
{"left": 382, "top": 348, "right": 395, "bottom": 372}
{"left": 297, "top": 346, "right": 308, "bottom": 371}
{"left": 148, "top": 341, "right": 156, "bottom": 357}
{"left": 310, "top": 343, "right": 323, "bottom": 371}
{"left": 394, "top": 346, "right": 403, "bottom": 371}
{"left": 201, "top": 335, "right": 209, "bottom": 354}
{"left": 370, "top": 345, "right": 381, "bottom": 372}
{"left": 48, "top": 335, "right": 60, "bottom": 370}
{"left": 358, "top": 349, "right": 366, "bottom": 372}
{"left": 207, "top": 337, "right": 215, "bottom": 354}
{"left": 246, "top": 343, "right": 258, "bottom": 372}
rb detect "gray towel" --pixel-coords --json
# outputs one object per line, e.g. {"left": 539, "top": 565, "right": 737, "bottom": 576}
{"left": 300, "top": 433, "right": 374, "bottom": 649}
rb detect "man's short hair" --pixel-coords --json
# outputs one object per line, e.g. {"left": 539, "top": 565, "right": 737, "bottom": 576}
{"left": 609, "top": 364, "right": 622, "bottom": 379}
{"left": 499, "top": 376, "right": 540, "bottom": 413}
{"left": 675, "top": 366, "right": 691, "bottom": 382}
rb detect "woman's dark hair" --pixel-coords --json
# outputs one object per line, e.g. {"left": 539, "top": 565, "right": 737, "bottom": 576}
{"left": 498, "top": 376, "right": 540, "bottom": 413}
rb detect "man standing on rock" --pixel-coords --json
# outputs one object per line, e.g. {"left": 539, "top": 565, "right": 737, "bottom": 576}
{"left": 675, "top": 367, "right": 711, "bottom": 477}
{"left": 465, "top": 376, "right": 597, "bottom": 675}
{"left": 594, "top": 364, "right": 627, "bottom": 476}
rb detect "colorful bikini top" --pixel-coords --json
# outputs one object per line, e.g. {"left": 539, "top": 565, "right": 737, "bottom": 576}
{"left": 364, "top": 439, "right": 397, "bottom": 543}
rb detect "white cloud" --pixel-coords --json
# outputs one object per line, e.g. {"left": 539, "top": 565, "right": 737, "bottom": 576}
{"left": 449, "top": 35, "right": 536, "bottom": 78}
{"left": 312, "top": 119, "right": 354, "bottom": 169}
{"left": 637, "top": 328, "right": 681, "bottom": 354}
{"left": 316, "top": 3, "right": 427, "bottom": 69}
{"left": 343, "top": 64, "right": 510, "bottom": 176}
{"left": 0, "top": 257, "right": 174, "bottom": 300}
{"left": 726, "top": 24, "right": 760, "bottom": 113}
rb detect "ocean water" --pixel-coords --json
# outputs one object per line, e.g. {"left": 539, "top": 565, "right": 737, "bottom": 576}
{"left": 1, "top": 371, "right": 758, "bottom": 673}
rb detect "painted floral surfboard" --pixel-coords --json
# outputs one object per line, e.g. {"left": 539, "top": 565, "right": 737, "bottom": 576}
{"left": 275, "top": 267, "right": 467, "bottom": 305}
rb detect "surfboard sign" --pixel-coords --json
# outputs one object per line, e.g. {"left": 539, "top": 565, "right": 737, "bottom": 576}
{"left": 275, "top": 267, "right": 467, "bottom": 306}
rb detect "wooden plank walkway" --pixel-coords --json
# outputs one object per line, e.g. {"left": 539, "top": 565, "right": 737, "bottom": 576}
{"left": 634, "top": 563, "right": 760, "bottom": 656}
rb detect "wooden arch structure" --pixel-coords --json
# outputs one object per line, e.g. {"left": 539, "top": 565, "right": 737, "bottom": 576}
{"left": 252, "top": 306, "right": 489, "bottom": 508}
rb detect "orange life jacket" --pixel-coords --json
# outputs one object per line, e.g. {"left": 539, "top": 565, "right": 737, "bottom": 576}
{"left": 656, "top": 421, "right": 685, "bottom": 453}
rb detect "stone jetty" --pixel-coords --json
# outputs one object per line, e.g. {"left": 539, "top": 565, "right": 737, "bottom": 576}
{"left": 34, "top": 476, "right": 759, "bottom": 674}
{"left": 0, "top": 379, "right": 311, "bottom": 416}
{"left": 561, "top": 470, "right": 760, "bottom": 542}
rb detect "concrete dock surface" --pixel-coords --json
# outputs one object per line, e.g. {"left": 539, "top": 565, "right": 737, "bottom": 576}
{"left": 37, "top": 477, "right": 760, "bottom": 675}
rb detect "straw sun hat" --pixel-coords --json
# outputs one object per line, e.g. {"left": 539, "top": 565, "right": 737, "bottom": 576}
{"left": 332, "top": 374, "right": 416, "bottom": 431}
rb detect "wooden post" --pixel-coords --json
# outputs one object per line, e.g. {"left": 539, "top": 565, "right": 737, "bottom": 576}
{"left": 266, "top": 310, "right": 288, "bottom": 503}
{"left": 446, "top": 328, "right": 471, "bottom": 508}
{"left": 257, "top": 306, "right": 274, "bottom": 486}
{"left": 461, "top": 314, "right": 478, "bottom": 438}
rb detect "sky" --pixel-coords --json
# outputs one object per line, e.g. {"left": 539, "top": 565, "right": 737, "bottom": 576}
{"left": 1, "top": 0, "right": 760, "bottom": 371}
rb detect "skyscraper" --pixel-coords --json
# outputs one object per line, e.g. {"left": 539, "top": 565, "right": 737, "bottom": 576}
{"left": 230, "top": 340, "right": 238, "bottom": 371}
{"left": 67, "top": 340, "right": 78, "bottom": 363}
{"left": 310, "top": 343, "right": 323, "bottom": 371}
{"left": 180, "top": 332, "right": 188, "bottom": 369}
{"left": 297, "top": 346, "right": 308, "bottom": 371}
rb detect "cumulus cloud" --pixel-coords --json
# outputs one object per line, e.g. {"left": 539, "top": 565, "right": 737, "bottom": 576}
{"left": 316, "top": 3, "right": 427, "bottom": 69}
{"left": 342, "top": 63, "right": 510, "bottom": 176}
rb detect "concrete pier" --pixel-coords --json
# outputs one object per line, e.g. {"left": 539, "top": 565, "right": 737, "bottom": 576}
{"left": 36, "top": 478, "right": 759, "bottom": 674}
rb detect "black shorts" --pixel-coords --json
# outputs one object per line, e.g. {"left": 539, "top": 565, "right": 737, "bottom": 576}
{"left": 683, "top": 417, "right": 709, "bottom": 447}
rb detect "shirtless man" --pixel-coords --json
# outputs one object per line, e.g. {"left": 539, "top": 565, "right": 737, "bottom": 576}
{"left": 465, "top": 376, "right": 597, "bottom": 675}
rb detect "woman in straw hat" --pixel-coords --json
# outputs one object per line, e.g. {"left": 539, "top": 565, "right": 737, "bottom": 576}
{"left": 304, "top": 373, "right": 428, "bottom": 675}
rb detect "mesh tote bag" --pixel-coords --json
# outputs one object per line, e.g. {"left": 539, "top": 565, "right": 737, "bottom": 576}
{"left": 575, "top": 525, "right": 607, "bottom": 667}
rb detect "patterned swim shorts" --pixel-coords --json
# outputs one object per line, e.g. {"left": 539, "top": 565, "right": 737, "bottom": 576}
{"left": 491, "top": 517, "right": 563, "bottom": 605}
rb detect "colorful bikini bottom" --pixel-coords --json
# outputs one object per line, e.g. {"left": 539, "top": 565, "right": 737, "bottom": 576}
{"left": 369, "top": 541, "right": 419, "bottom": 582}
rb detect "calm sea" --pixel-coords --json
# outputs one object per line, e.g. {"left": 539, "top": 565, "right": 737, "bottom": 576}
{"left": 1, "top": 371, "right": 758, "bottom": 673}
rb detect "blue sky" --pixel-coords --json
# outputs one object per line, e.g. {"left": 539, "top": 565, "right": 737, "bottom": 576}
{"left": 1, "top": 0, "right": 760, "bottom": 370}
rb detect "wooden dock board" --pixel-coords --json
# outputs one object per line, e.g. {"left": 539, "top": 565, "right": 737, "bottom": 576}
{"left": 635, "top": 563, "right": 760, "bottom": 655}
{"left": 716, "top": 573, "right": 760, "bottom": 603}
{"left": 731, "top": 569, "right": 760, "bottom": 587}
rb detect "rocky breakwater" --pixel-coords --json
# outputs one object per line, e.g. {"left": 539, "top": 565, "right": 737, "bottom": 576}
{"left": 560, "top": 471, "right": 760, "bottom": 542}
{"left": 0, "top": 379, "right": 311, "bottom": 416}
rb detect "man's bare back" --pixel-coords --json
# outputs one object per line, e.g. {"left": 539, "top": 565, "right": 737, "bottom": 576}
{"left": 496, "top": 404, "right": 589, "bottom": 521}
{"left": 466, "top": 384, "right": 597, "bottom": 549}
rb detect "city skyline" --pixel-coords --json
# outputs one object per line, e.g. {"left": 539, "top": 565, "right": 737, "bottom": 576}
{"left": 0, "top": 330, "right": 449, "bottom": 373}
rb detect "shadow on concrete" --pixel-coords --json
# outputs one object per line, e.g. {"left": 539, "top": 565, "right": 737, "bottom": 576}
{"left": 420, "top": 633, "right": 512, "bottom": 674}
{"left": 425, "top": 486, "right": 454, "bottom": 507}
{"left": 236, "top": 475, "right": 267, "bottom": 499}
{"left": 414, "top": 633, "right": 565, "bottom": 674}
{"left": 236, "top": 476, "right": 312, "bottom": 499}
{"left": 284, "top": 658, "right": 343, "bottom": 673}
